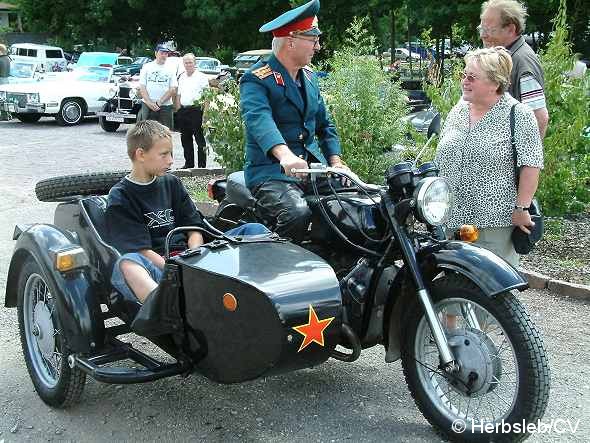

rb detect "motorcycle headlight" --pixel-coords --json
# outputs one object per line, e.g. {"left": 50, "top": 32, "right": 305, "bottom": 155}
{"left": 414, "top": 177, "right": 453, "bottom": 226}
{"left": 26, "top": 93, "right": 40, "bottom": 104}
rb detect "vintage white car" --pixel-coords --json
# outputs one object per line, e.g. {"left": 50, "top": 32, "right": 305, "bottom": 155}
{"left": 0, "top": 66, "right": 116, "bottom": 125}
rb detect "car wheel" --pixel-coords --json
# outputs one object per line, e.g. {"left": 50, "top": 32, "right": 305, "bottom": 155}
{"left": 18, "top": 258, "right": 86, "bottom": 407}
{"left": 16, "top": 113, "right": 42, "bottom": 123}
{"left": 56, "top": 98, "right": 85, "bottom": 126}
{"left": 98, "top": 102, "right": 121, "bottom": 132}
{"left": 35, "top": 171, "right": 129, "bottom": 201}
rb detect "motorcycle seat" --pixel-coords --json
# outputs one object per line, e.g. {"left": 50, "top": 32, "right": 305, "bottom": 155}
{"left": 226, "top": 171, "right": 257, "bottom": 210}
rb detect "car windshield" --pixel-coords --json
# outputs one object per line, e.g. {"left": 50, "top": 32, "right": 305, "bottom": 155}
{"left": 196, "top": 60, "right": 218, "bottom": 72}
{"left": 9, "top": 62, "right": 36, "bottom": 78}
{"left": 73, "top": 66, "right": 111, "bottom": 82}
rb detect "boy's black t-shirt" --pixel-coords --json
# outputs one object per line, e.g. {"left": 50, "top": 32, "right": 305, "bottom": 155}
{"left": 105, "top": 174, "right": 204, "bottom": 255}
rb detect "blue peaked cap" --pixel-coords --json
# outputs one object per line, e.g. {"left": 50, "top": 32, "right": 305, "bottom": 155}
{"left": 259, "top": 0, "right": 321, "bottom": 37}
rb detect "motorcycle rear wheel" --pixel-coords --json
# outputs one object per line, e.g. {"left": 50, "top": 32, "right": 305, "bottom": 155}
{"left": 401, "top": 273, "right": 549, "bottom": 442}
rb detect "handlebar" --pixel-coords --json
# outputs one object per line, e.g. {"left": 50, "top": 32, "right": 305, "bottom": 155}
{"left": 291, "top": 164, "right": 382, "bottom": 192}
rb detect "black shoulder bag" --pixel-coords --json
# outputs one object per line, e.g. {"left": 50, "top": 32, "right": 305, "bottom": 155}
{"left": 509, "top": 104, "right": 544, "bottom": 254}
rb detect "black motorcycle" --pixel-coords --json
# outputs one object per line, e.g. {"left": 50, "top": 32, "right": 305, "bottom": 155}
{"left": 208, "top": 160, "right": 550, "bottom": 442}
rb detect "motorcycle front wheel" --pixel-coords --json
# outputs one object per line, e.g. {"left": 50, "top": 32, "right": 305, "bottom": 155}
{"left": 401, "top": 273, "right": 549, "bottom": 442}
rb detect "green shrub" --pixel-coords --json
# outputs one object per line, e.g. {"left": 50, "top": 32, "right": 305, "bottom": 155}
{"left": 537, "top": 0, "right": 590, "bottom": 215}
{"left": 321, "top": 17, "right": 410, "bottom": 184}
{"left": 202, "top": 80, "right": 245, "bottom": 173}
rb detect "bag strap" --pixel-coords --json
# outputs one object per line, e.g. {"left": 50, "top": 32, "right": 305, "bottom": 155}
{"left": 509, "top": 103, "right": 519, "bottom": 188}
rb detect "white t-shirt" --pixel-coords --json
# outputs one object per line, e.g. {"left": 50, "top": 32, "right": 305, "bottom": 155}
{"left": 139, "top": 61, "right": 177, "bottom": 106}
{"left": 177, "top": 70, "right": 209, "bottom": 106}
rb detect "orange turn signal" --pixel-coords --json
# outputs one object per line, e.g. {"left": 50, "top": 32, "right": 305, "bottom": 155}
{"left": 222, "top": 293, "right": 238, "bottom": 311}
{"left": 459, "top": 225, "right": 479, "bottom": 242}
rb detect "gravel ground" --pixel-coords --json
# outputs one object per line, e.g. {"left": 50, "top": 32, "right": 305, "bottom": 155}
{"left": 521, "top": 213, "right": 590, "bottom": 286}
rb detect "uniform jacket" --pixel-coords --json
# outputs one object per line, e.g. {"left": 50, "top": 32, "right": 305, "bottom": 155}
{"left": 240, "top": 54, "right": 341, "bottom": 188}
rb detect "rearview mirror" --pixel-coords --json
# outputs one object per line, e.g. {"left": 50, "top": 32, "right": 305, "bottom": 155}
{"left": 427, "top": 113, "right": 441, "bottom": 138}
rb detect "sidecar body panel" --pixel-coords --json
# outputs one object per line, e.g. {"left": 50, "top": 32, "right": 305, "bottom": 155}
{"left": 177, "top": 240, "right": 342, "bottom": 383}
{"left": 4, "top": 223, "right": 104, "bottom": 353}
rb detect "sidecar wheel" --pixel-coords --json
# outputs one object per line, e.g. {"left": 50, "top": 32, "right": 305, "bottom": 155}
{"left": 35, "top": 171, "right": 128, "bottom": 201}
{"left": 17, "top": 259, "right": 86, "bottom": 408}
{"left": 401, "top": 273, "right": 550, "bottom": 442}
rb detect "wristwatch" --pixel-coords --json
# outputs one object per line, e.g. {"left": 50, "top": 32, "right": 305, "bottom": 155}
{"left": 514, "top": 204, "right": 530, "bottom": 212}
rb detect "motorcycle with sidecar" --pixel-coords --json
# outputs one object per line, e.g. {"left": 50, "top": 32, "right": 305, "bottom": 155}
{"left": 5, "top": 155, "right": 549, "bottom": 442}
{"left": 206, "top": 159, "right": 550, "bottom": 441}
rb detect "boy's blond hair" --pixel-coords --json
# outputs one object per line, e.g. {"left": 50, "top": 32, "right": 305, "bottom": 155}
{"left": 126, "top": 120, "right": 171, "bottom": 159}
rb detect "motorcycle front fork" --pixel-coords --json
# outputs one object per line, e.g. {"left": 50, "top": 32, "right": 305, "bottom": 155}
{"left": 384, "top": 201, "right": 458, "bottom": 373}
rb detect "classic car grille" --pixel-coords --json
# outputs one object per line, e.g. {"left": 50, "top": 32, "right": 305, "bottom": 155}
{"left": 7, "top": 93, "right": 27, "bottom": 108}
{"left": 119, "top": 87, "right": 132, "bottom": 99}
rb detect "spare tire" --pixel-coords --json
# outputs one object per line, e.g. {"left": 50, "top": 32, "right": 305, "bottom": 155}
{"left": 35, "top": 171, "right": 129, "bottom": 202}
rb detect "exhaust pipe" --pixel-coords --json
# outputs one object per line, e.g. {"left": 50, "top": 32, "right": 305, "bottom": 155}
{"left": 331, "top": 324, "right": 361, "bottom": 362}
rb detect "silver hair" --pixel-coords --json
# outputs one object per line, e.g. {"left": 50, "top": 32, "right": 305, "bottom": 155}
{"left": 272, "top": 37, "right": 287, "bottom": 55}
{"left": 481, "top": 0, "right": 528, "bottom": 35}
{"left": 182, "top": 52, "right": 196, "bottom": 62}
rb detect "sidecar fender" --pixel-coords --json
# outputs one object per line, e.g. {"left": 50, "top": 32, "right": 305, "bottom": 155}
{"left": 5, "top": 224, "right": 104, "bottom": 354}
{"left": 383, "top": 240, "right": 527, "bottom": 363}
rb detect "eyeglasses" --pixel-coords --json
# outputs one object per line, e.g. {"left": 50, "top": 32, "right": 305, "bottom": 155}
{"left": 477, "top": 24, "right": 504, "bottom": 36}
{"left": 291, "top": 35, "right": 321, "bottom": 48}
{"left": 460, "top": 72, "right": 480, "bottom": 82}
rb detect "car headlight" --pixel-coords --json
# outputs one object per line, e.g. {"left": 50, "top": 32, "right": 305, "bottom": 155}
{"left": 414, "top": 177, "right": 453, "bottom": 226}
{"left": 26, "top": 93, "right": 40, "bottom": 104}
{"left": 0, "top": 91, "right": 6, "bottom": 101}
{"left": 128, "top": 87, "right": 137, "bottom": 99}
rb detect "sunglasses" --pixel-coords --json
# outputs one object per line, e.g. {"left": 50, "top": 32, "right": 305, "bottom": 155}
{"left": 460, "top": 72, "right": 480, "bottom": 82}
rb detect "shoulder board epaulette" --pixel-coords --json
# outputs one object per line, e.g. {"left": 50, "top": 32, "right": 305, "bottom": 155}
{"left": 252, "top": 65, "right": 273, "bottom": 79}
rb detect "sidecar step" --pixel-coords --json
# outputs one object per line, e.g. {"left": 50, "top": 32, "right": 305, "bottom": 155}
{"left": 69, "top": 343, "right": 192, "bottom": 384}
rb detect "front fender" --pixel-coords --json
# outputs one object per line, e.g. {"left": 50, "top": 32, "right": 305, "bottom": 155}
{"left": 5, "top": 224, "right": 104, "bottom": 354}
{"left": 426, "top": 240, "right": 527, "bottom": 296}
{"left": 383, "top": 240, "right": 527, "bottom": 363}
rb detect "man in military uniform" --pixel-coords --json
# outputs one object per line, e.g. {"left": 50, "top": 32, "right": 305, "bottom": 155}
{"left": 240, "top": 0, "right": 348, "bottom": 243}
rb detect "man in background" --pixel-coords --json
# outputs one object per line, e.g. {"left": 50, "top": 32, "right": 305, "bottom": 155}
{"left": 137, "top": 44, "right": 177, "bottom": 129}
{"left": 174, "top": 53, "right": 210, "bottom": 169}
{"left": 480, "top": 0, "right": 549, "bottom": 137}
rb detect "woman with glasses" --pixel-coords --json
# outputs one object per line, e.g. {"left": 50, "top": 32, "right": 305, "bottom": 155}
{"left": 435, "top": 47, "right": 543, "bottom": 266}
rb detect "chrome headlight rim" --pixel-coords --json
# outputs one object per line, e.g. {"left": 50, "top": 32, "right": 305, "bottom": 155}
{"left": 414, "top": 177, "right": 453, "bottom": 226}
{"left": 26, "top": 92, "right": 40, "bottom": 104}
{"left": 0, "top": 90, "right": 6, "bottom": 101}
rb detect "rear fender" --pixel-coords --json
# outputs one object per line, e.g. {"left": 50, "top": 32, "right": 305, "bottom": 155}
{"left": 5, "top": 224, "right": 104, "bottom": 354}
{"left": 383, "top": 240, "right": 527, "bottom": 363}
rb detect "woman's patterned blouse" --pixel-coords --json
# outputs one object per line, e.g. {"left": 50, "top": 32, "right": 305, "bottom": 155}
{"left": 435, "top": 93, "right": 543, "bottom": 229}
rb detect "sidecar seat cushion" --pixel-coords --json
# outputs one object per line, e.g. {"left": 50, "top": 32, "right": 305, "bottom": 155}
{"left": 110, "top": 252, "right": 163, "bottom": 304}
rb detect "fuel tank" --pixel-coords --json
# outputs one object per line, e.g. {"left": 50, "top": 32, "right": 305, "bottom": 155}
{"left": 176, "top": 239, "right": 342, "bottom": 383}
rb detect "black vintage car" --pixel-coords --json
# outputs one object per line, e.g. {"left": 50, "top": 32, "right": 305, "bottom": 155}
{"left": 96, "top": 79, "right": 142, "bottom": 132}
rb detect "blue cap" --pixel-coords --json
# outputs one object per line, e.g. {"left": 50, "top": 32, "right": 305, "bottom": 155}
{"left": 259, "top": 0, "right": 321, "bottom": 37}
{"left": 155, "top": 44, "right": 171, "bottom": 52}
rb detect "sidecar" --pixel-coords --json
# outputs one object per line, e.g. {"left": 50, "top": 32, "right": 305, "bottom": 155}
{"left": 4, "top": 190, "right": 343, "bottom": 407}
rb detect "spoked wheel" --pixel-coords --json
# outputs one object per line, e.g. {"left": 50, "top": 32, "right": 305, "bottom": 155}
{"left": 401, "top": 273, "right": 550, "bottom": 442}
{"left": 17, "top": 259, "right": 86, "bottom": 407}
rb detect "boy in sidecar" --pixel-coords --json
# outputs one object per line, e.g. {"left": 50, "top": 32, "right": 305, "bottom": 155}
{"left": 106, "top": 120, "right": 268, "bottom": 303}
